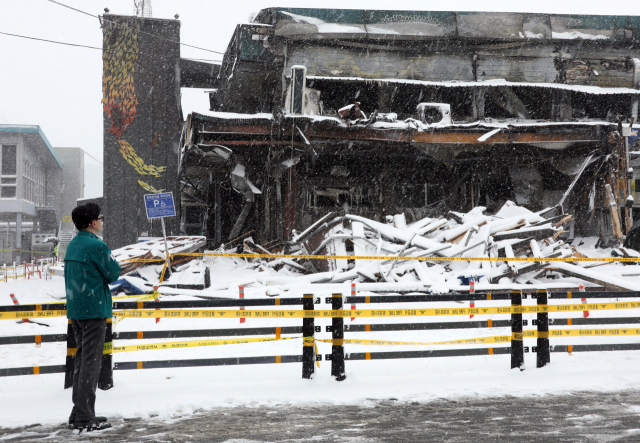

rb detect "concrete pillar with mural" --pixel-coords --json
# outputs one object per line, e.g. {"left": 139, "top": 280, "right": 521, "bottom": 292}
{"left": 101, "top": 14, "right": 181, "bottom": 249}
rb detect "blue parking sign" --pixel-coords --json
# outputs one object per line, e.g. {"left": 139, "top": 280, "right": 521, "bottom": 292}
{"left": 144, "top": 192, "right": 176, "bottom": 219}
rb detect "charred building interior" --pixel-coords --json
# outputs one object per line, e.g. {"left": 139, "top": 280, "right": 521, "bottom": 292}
{"left": 103, "top": 9, "right": 640, "bottom": 251}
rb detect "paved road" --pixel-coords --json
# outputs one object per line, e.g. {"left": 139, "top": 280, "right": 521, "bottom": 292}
{"left": 3, "top": 390, "right": 640, "bottom": 442}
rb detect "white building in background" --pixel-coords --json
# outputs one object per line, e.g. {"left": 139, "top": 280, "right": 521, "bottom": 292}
{"left": 0, "top": 125, "right": 84, "bottom": 264}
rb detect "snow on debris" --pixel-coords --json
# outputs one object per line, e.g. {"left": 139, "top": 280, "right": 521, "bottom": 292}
{"left": 305, "top": 76, "right": 640, "bottom": 96}
{"left": 103, "top": 201, "right": 640, "bottom": 296}
{"left": 551, "top": 31, "right": 610, "bottom": 40}
{"left": 279, "top": 11, "right": 367, "bottom": 34}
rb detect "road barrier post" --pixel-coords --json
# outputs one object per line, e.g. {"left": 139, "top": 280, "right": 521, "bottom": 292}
{"left": 9, "top": 293, "right": 29, "bottom": 324}
{"left": 536, "top": 289, "right": 550, "bottom": 368}
{"left": 511, "top": 290, "right": 524, "bottom": 370}
{"left": 64, "top": 320, "right": 76, "bottom": 389}
{"left": 98, "top": 318, "right": 113, "bottom": 390}
{"left": 239, "top": 285, "right": 246, "bottom": 324}
{"left": 331, "top": 293, "right": 346, "bottom": 381}
{"left": 350, "top": 283, "right": 356, "bottom": 322}
{"left": 470, "top": 279, "right": 475, "bottom": 319}
{"left": 154, "top": 287, "right": 160, "bottom": 325}
{"left": 302, "top": 294, "right": 315, "bottom": 379}
{"left": 580, "top": 283, "right": 589, "bottom": 318}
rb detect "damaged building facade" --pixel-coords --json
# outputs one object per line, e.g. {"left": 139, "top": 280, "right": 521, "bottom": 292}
{"left": 103, "top": 9, "right": 640, "bottom": 250}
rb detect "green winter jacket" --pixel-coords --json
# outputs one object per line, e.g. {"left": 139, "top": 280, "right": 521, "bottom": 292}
{"left": 64, "top": 230, "right": 122, "bottom": 320}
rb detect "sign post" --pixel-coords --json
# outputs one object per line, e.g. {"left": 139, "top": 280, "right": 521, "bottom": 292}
{"left": 144, "top": 192, "right": 176, "bottom": 280}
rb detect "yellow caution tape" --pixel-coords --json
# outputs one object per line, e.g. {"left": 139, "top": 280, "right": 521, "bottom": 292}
{"left": 125, "top": 252, "right": 640, "bottom": 263}
{"left": 105, "top": 302, "right": 640, "bottom": 319}
{"left": 116, "top": 293, "right": 159, "bottom": 302}
{"left": 114, "top": 335, "right": 322, "bottom": 367}
{"left": 124, "top": 258, "right": 166, "bottom": 263}
{"left": 107, "top": 327, "right": 640, "bottom": 355}
{"left": 302, "top": 336, "right": 322, "bottom": 367}
{"left": 313, "top": 336, "right": 512, "bottom": 346}
{"left": 158, "top": 261, "right": 169, "bottom": 285}
{"left": 111, "top": 336, "right": 298, "bottom": 353}
{"left": 0, "top": 310, "right": 67, "bottom": 320}
{"left": 4, "top": 302, "right": 640, "bottom": 321}
{"left": 17, "top": 293, "right": 159, "bottom": 305}
{"left": 314, "top": 328, "right": 640, "bottom": 347}
{"left": 545, "top": 328, "right": 640, "bottom": 337}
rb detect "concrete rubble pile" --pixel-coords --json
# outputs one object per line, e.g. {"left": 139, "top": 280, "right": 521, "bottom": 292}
{"left": 111, "top": 203, "right": 640, "bottom": 296}
{"left": 108, "top": 236, "right": 208, "bottom": 294}
{"left": 241, "top": 200, "right": 640, "bottom": 294}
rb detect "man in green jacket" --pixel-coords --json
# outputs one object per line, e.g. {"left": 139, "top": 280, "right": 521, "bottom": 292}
{"left": 65, "top": 202, "right": 122, "bottom": 433}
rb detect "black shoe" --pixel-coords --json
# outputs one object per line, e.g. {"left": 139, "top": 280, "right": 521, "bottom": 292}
{"left": 73, "top": 417, "right": 111, "bottom": 433}
{"left": 68, "top": 415, "right": 108, "bottom": 430}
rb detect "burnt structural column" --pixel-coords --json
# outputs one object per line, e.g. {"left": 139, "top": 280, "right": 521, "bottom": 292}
{"left": 380, "top": 161, "right": 394, "bottom": 218}
{"left": 205, "top": 173, "right": 216, "bottom": 249}
{"left": 331, "top": 293, "right": 346, "bottom": 381}
{"left": 511, "top": 290, "right": 524, "bottom": 370}
{"left": 284, "top": 164, "right": 296, "bottom": 240}
{"left": 536, "top": 289, "right": 550, "bottom": 368}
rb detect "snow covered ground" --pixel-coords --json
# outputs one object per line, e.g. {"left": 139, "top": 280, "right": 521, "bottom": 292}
{"left": 2, "top": 255, "right": 640, "bottom": 429}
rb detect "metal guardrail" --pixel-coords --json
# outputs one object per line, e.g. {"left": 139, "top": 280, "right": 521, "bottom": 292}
{"left": 3, "top": 290, "right": 640, "bottom": 383}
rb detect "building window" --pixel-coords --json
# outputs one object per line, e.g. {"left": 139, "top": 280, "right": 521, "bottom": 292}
{"left": 1, "top": 145, "right": 17, "bottom": 199}
{"left": 21, "top": 159, "right": 45, "bottom": 204}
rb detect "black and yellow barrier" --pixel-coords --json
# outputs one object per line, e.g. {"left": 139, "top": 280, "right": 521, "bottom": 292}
{"left": 0, "top": 357, "right": 305, "bottom": 377}
{"left": 5, "top": 301, "right": 640, "bottom": 322}
{"left": 344, "top": 291, "right": 640, "bottom": 304}
{"left": 4, "top": 291, "right": 640, "bottom": 315}
{"left": 341, "top": 347, "right": 512, "bottom": 361}
{"left": 0, "top": 365, "right": 66, "bottom": 377}
{"left": 8, "top": 315, "right": 640, "bottom": 347}
{"left": 0, "top": 297, "right": 308, "bottom": 313}
{"left": 114, "top": 355, "right": 304, "bottom": 370}
{"left": 550, "top": 344, "right": 640, "bottom": 353}
{"left": 5, "top": 287, "right": 640, "bottom": 382}
{"left": 0, "top": 327, "right": 304, "bottom": 345}
{"left": 65, "top": 298, "right": 308, "bottom": 388}
{"left": 6, "top": 325, "right": 640, "bottom": 378}
{"left": 112, "top": 336, "right": 298, "bottom": 353}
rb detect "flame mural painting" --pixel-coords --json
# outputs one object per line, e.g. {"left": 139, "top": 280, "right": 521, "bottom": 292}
{"left": 102, "top": 17, "right": 167, "bottom": 193}
{"left": 101, "top": 14, "right": 181, "bottom": 248}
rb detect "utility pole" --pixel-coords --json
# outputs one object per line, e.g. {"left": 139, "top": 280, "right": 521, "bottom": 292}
{"left": 133, "top": 0, "right": 152, "bottom": 18}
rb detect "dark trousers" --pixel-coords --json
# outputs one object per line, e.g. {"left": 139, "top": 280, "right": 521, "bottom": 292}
{"left": 69, "top": 319, "right": 106, "bottom": 423}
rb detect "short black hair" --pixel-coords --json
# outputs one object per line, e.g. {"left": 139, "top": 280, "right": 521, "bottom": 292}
{"left": 72, "top": 202, "right": 101, "bottom": 230}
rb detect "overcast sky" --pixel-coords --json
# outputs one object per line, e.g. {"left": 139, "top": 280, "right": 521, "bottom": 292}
{"left": 2, "top": 0, "right": 640, "bottom": 198}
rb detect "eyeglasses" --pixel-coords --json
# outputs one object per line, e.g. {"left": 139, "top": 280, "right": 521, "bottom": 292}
{"left": 96, "top": 215, "right": 104, "bottom": 221}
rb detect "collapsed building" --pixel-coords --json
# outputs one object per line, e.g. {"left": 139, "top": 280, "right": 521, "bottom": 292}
{"left": 180, "top": 9, "right": 640, "bottom": 250}
{"left": 102, "top": 9, "right": 640, "bottom": 251}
